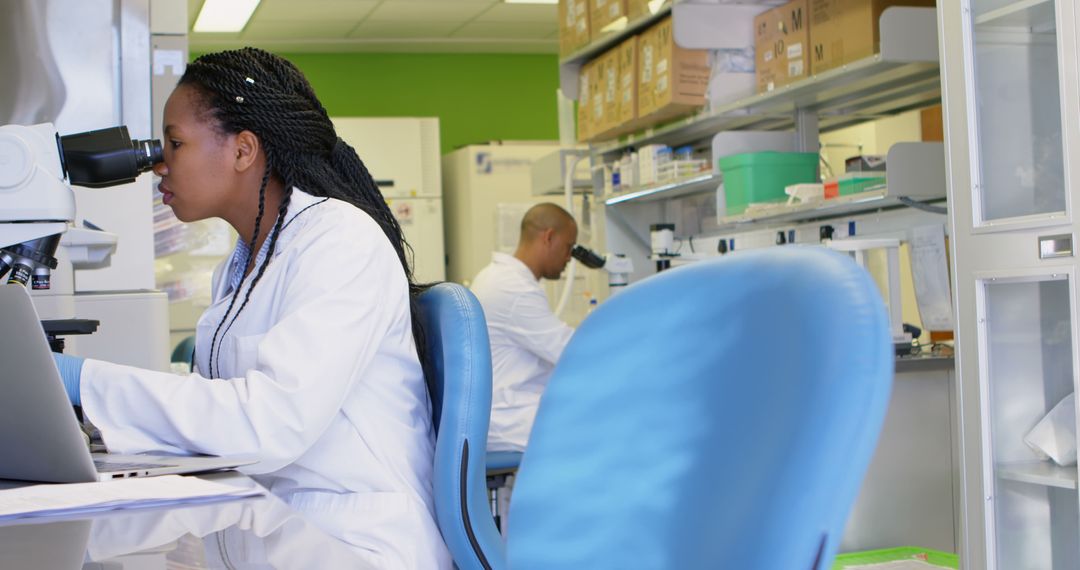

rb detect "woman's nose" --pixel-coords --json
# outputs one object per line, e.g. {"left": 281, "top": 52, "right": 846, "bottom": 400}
{"left": 153, "top": 160, "right": 168, "bottom": 177}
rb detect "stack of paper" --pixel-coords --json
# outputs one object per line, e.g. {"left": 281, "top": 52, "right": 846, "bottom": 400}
{"left": 0, "top": 475, "right": 263, "bottom": 519}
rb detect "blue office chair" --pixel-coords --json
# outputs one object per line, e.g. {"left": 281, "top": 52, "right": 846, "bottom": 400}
{"left": 486, "top": 451, "right": 523, "bottom": 533}
{"left": 417, "top": 283, "right": 505, "bottom": 570}
{"left": 171, "top": 335, "right": 196, "bottom": 366}
{"left": 506, "top": 247, "right": 894, "bottom": 569}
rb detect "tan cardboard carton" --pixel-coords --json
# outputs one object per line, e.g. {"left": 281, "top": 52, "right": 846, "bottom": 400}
{"left": 560, "top": 0, "right": 591, "bottom": 57}
{"left": 616, "top": 36, "right": 638, "bottom": 127}
{"left": 577, "top": 60, "right": 598, "bottom": 141}
{"left": 637, "top": 16, "right": 709, "bottom": 124}
{"left": 626, "top": 0, "right": 655, "bottom": 21}
{"left": 754, "top": 0, "right": 810, "bottom": 93}
{"left": 590, "top": 0, "right": 628, "bottom": 39}
{"left": 595, "top": 49, "right": 621, "bottom": 137}
{"left": 809, "top": 0, "right": 936, "bottom": 74}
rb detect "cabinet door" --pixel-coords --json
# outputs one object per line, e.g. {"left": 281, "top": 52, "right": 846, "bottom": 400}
{"left": 940, "top": 1, "right": 1080, "bottom": 569}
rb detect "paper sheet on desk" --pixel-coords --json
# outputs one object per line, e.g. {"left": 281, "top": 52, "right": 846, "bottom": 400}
{"left": 0, "top": 475, "right": 263, "bottom": 520}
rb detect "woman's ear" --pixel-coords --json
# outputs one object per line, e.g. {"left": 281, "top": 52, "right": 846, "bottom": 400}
{"left": 233, "top": 130, "right": 261, "bottom": 172}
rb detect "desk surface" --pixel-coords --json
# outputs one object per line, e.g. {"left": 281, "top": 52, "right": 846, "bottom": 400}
{"left": 0, "top": 472, "right": 377, "bottom": 569}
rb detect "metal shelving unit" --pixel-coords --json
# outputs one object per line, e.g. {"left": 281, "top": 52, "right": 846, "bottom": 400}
{"left": 975, "top": 0, "right": 1055, "bottom": 29}
{"left": 997, "top": 462, "right": 1079, "bottom": 490}
{"left": 602, "top": 172, "right": 718, "bottom": 205}
{"left": 591, "top": 6, "right": 940, "bottom": 158}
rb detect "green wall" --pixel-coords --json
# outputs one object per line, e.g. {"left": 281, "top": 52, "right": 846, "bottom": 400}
{"left": 274, "top": 52, "right": 560, "bottom": 155}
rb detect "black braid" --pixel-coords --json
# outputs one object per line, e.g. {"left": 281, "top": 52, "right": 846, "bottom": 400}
{"left": 208, "top": 168, "right": 270, "bottom": 378}
{"left": 178, "top": 47, "right": 430, "bottom": 372}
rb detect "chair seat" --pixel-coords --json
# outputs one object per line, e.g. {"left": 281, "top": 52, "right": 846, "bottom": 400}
{"left": 487, "top": 451, "right": 523, "bottom": 476}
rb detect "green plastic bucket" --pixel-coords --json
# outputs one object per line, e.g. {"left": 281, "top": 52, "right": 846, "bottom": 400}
{"left": 832, "top": 546, "right": 959, "bottom": 569}
{"left": 718, "top": 151, "right": 819, "bottom": 215}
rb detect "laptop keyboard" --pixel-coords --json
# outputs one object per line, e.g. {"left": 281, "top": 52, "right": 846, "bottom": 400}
{"left": 94, "top": 460, "right": 175, "bottom": 472}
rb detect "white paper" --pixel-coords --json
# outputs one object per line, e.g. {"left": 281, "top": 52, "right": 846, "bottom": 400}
{"left": 909, "top": 224, "right": 954, "bottom": 331}
{"left": 0, "top": 476, "right": 262, "bottom": 520}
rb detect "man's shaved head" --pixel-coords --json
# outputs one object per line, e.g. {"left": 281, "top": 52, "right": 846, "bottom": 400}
{"left": 514, "top": 203, "right": 578, "bottom": 280}
{"left": 520, "top": 203, "right": 575, "bottom": 244}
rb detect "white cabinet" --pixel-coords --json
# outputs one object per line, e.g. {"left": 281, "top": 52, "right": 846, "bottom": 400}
{"left": 939, "top": 1, "right": 1080, "bottom": 568}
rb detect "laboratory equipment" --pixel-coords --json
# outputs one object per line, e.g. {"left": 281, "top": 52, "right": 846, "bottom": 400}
{"left": 649, "top": 223, "right": 677, "bottom": 272}
{"left": 571, "top": 245, "right": 635, "bottom": 291}
{"left": 0, "top": 123, "right": 162, "bottom": 290}
{"left": 825, "top": 238, "right": 910, "bottom": 349}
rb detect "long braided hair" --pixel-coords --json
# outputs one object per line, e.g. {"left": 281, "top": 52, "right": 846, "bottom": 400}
{"left": 179, "top": 47, "right": 427, "bottom": 377}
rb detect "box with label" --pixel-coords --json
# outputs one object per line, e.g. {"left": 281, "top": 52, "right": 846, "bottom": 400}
{"left": 637, "top": 16, "right": 710, "bottom": 124}
{"left": 626, "top": 0, "right": 655, "bottom": 21}
{"left": 560, "top": 0, "right": 592, "bottom": 57}
{"left": 754, "top": 0, "right": 809, "bottom": 93}
{"left": 577, "top": 60, "right": 599, "bottom": 141}
{"left": 810, "top": 0, "right": 935, "bottom": 75}
{"left": 615, "top": 36, "right": 639, "bottom": 127}
{"left": 590, "top": 0, "right": 628, "bottom": 39}
{"left": 598, "top": 48, "right": 621, "bottom": 136}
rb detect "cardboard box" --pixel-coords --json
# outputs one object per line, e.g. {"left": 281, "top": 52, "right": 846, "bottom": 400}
{"left": 560, "top": 0, "right": 591, "bottom": 57}
{"left": 596, "top": 48, "right": 621, "bottom": 137}
{"left": 626, "top": 0, "right": 655, "bottom": 21}
{"left": 616, "top": 36, "right": 638, "bottom": 127}
{"left": 590, "top": 0, "right": 628, "bottom": 39}
{"left": 810, "top": 0, "right": 936, "bottom": 75}
{"left": 637, "top": 16, "right": 709, "bottom": 124}
{"left": 754, "top": 0, "right": 810, "bottom": 93}
{"left": 577, "top": 60, "right": 599, "bottom": 141}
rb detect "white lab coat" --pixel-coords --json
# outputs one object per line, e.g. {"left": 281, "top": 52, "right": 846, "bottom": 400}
{"left": 471, "top": 252, "right": 575, "bottom": 452}
{"left": 78, "top": 189, "right": 452, "bottom": 569}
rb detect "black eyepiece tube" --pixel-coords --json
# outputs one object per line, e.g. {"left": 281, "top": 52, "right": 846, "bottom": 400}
{"left": 571, "top": 245, "right": 606, "bottom": 269}
{"left": 59, "top": 126, "right": 163, "bottom": 188}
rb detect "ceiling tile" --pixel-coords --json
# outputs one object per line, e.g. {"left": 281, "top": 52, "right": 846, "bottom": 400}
{"left": 349, "top": 21, "right": 463, "bottom": 39}
{"left": 242, "top": 20, "right": 358, "bottom": 40}
{"left": 474, "top": 3, "right": 557, "bottom": 23}
{"left": 366, "top": 1, "right": 494, "bottom": 23}
{"left": 452, "top": 21, "right": 555, "bottom": 39}
{"left": 254, "top": 0, "right": 380, "bottom": 22}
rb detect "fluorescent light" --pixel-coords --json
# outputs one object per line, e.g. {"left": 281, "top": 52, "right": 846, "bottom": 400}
{"left": 504, "top": 0, "right": 559, "bottom": 4}
{"left": 193, "top": 0, "right": 261, "bottom": 32}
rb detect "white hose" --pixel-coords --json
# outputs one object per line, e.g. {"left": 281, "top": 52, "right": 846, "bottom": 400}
{"left": 553, "top": 153, "right": 583, "bottom": 318}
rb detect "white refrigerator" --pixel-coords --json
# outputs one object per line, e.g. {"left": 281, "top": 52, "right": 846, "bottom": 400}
{"left": 333, "top": 117, "right": 445, "bottom": 284}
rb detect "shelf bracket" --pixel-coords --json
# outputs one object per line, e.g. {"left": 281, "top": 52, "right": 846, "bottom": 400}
{"left": 795, "top": 107, "right": 820, "bottom": 154}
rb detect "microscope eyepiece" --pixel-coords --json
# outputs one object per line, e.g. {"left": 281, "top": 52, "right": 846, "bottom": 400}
{"left": 571, "top": 245, "right": 606, "bottom": 269}
{"left": 59, "top": 126, "right": 163, "bottom": 188}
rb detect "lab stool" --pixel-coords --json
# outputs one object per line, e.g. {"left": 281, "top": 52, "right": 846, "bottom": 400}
{"left": 486, "top": 451, "right": 522, "bottom": 534}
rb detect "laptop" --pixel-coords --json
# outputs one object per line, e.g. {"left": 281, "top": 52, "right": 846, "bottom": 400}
{"left": 0, "top": 284, "right": 255, "bottom": 482}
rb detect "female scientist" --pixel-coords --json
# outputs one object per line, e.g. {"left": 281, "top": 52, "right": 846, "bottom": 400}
{"left": 52, "top": 48, "right": 451, "bottom": 569}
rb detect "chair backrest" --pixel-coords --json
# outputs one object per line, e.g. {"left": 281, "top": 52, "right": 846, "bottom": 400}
{"left": 417, "top": 283, "right": 505, "bottom": 570}
{"left": 506, "top": 247, "right": 894, "bottom": 569}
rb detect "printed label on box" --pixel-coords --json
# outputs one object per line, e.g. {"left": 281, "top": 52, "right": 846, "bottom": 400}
{"left": 787, "top": 42, "right": 803, "bottom": 59}
{"left": 789, "top": 60, "right": 804, "bottom": 77}
{"left": 764, "top": 50, "right": 774, "bottom": 63}
{"left": 656, "top": 59, "right": 668, "bottom": 74}
{"left": 642, "top": 47, "right": 654, "bottom": 82}
{"left": 657, "top": 75, "right": 668, "bottom": 92}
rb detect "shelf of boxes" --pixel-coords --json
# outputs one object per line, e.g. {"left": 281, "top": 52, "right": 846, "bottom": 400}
{"left": 591, "top": 6, "right": 940, "bottom": 157}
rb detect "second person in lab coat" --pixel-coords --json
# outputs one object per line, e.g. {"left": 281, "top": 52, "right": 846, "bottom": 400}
{"left": 52, "top": 47, "right": 451, "bottom": 569}
{"left": 471, "top": 203, "right": 578, "bottom": 452}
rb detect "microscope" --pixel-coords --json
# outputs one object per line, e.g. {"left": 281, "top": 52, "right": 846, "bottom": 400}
{"left": 571, "top": 245, "right": 635, "bottom": 293}
{"left": 0, "top": 123, "right": 162, "bottom": 289}
{"left": 0, "top": 123, "right": 162, "bottom": 350}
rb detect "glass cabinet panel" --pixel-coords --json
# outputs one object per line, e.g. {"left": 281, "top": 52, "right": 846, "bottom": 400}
{"left": 970, "top": 0, "right": 1065, "bottom": 222}
{"left": 984, "top": 277, "right": 1078, "bottom": 569}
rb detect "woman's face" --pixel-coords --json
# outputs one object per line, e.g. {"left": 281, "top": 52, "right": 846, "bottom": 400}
{"left": 153, "top": 84, "right": 242, "bottom": 223}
